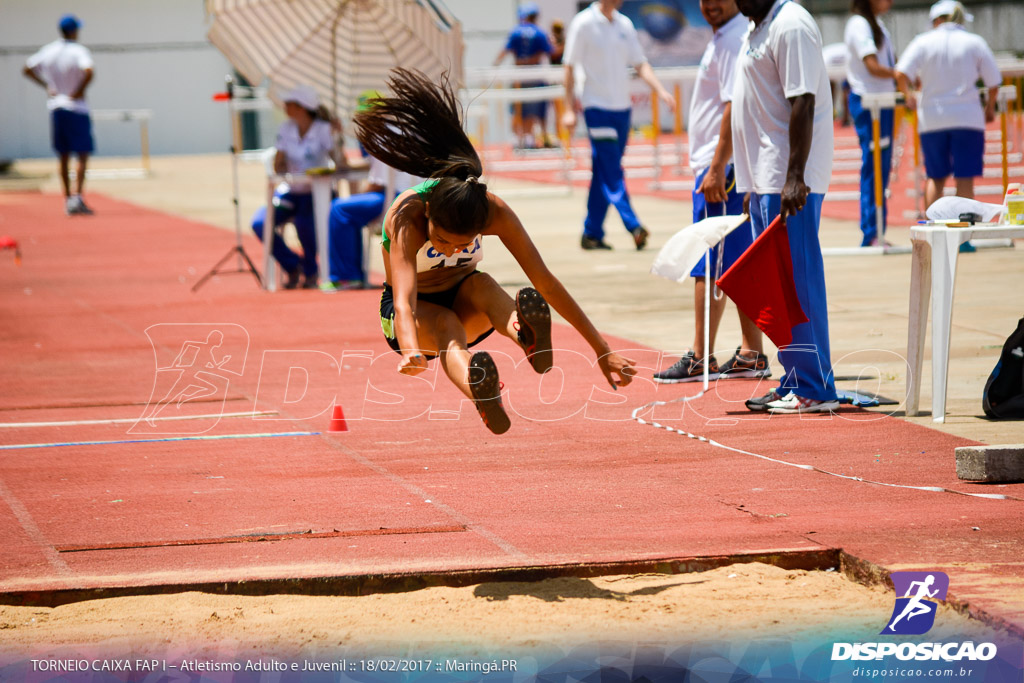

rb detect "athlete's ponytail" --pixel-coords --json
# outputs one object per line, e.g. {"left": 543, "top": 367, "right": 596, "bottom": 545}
{"left": 355, "top": 68, "right": 489, "bottom": 236}
{"left": 850, "top": 0, "right": 884, "bottom": 50}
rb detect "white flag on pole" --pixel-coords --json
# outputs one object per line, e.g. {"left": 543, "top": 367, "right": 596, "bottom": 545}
{"left": 650, "top": 214, "right": 749, "bottom": 283}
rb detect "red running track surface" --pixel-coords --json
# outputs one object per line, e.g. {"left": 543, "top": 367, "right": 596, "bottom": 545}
{"left": 0, "top": 192, "right": 1021, "bottom": 633}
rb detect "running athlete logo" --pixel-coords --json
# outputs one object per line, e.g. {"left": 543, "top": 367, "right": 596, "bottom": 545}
{"left": 131, "top": 324, "right": 249, "bottom": 435}
{"left": 882, "top": 571, "right": 949, "bottom": 635}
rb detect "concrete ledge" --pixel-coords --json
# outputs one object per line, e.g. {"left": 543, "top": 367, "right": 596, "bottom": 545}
{"left": 956, "top": 445, "right": 1024, "bottom": 482}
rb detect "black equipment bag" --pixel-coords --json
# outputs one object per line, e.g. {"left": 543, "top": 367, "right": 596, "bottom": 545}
{"left": 982, "top": 317, "right": 1024, "bottom": 419}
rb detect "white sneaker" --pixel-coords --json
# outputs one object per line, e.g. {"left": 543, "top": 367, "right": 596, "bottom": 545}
{"left": 767, "top": 393, "right": 840, "bottom": 414}
{"left": 66, "top": 195, "right": 94, "bottom": 216}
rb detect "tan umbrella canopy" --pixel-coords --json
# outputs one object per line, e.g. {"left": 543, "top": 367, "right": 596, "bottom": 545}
{"left": 206, "top": 0, "right": 464, "bottom": 122}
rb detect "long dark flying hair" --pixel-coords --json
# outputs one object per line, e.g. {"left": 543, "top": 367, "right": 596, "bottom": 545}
{"left": 354, "top": 68, "right": 489, "bottom": 237}
{"left": 851, "top": 0, "right": 883, "bottom": 49}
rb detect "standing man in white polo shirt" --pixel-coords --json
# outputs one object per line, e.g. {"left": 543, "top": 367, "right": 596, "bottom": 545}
{"left": 562, "top": 0, "right": 675, "bottom": 251}
{"left": 731, "top": 0, "right": 839, "bottom": 414}
{"left": 654, "top": 0, "right": 770, "bottom": 384}
{"left": 24, "top": 14, "right": 96, "bottom": 216}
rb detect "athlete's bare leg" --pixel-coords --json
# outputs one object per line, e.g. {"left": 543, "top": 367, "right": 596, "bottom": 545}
{"left": 58, "top": 154, "right": 71, "bottom": 198}
{"left": 691, "top": 277, "right": 728, "bottom": 360}
{"left": 452, "top": 272, "right": 551, "bottom": 372}
{"left": 925, "top": 176, "right": 947, "bottom": 208}
{"left": 403, "top": 301, "right": 475, "bottom": 399}
{"left": 407, "top": 299, "right": 510, "bottom": 433}
{"left": 954, "top": 176, "right": 974, "bottom": 200}
{"left": 452, "top": 273, "right": 517, "bottom": 342}
{"left": 75, "top": 153, "right": 89, "bottom": 196}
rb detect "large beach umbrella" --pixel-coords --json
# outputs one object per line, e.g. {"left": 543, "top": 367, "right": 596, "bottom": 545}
{"left": 205, "top": 0, "right": 464, "bottom": 122}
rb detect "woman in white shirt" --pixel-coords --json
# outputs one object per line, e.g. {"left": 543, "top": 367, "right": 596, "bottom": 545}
{"left": 844, "top": 0, "right": 896, "bottom": 246}
{"left": 251, "top": 85, "right": 343, "bottom": 289}
{"left": 895, "top": 0, "right": 1001, "bottom": 209}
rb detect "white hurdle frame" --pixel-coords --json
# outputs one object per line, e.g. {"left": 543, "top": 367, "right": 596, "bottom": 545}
{"left": 79, "top": 109, "right": 154, "bottom": 179}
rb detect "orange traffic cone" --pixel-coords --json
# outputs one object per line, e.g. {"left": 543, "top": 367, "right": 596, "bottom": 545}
{"left": 327, "top": 404, "right": 348, "bottom": 432}
{"left": 0, "top": 236, "right": 19, "bottom": 266}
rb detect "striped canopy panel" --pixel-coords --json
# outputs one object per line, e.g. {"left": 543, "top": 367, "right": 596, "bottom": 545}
{"left": 206, "top": 0, "right": 464, "bottom": 122}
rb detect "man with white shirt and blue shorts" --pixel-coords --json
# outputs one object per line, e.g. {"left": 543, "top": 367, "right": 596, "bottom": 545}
{"left": 732, "top": 0, "right": 840, "bottom": 414}
{"left": 895, "top": 0, "right": 1001, "bottom": 211}
{"left": 561, "top": 0, "right": 675, "bottom": 251}
{"left": 654, "top": 0, "right": 769, "bottom": 384}
{"left": 23, "top": 14, "right": 95, "bottom": 216}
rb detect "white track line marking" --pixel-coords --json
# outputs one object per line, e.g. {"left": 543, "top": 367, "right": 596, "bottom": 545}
{"left": 0, "top": 410, "right": 278, "bottom": 428}
{"left": 631, "top": 396, "right": 1021, "bottom": 502}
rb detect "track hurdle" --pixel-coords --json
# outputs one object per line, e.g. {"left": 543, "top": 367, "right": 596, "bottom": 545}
{"left": 80, "top": 109, "right": 153, "bottom": 179}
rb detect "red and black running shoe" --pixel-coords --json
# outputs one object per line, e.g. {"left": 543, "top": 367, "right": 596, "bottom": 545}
{"left": 468, "top": 352, "right": 511, "bottom": 434}
{"left": 515, "top": 287, "right": 553, "bottom": 374}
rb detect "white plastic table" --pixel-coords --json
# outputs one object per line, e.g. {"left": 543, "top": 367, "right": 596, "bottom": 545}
{"left": 906, "top": 223, "right": 1024, "bottom": 421}
{"left": 262, "top": 168, "right": 369, "bottom": 292}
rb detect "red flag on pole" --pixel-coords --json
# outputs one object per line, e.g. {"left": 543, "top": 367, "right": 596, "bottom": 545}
{"left": 716, "top": 216, "right": 808, "bottom": 348}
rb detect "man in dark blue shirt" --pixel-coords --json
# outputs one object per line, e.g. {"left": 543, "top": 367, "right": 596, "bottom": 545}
{"left": 494, "top": 3, "right": 554, "bottom": 148}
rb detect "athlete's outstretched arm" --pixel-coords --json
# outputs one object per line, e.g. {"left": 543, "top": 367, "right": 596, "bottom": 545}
{"left": 387, "top": 196, "right": 430, "bottom": 376}
{"left": 487, "top": 195, "right": 635, "bottom": 388}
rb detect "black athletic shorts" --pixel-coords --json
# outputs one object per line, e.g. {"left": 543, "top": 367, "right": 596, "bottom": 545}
{"left": 379, "top": 271, "right": 495, "bottom": 357}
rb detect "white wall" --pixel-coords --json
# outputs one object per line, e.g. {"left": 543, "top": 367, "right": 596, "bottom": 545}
{"left": 1, "top": 0, "right": 235, "bottom": 159}
{"left": 4, "top": 0, "right": 1018, "bottom": 161}
{"left": 444, "top": 0, "right": 519, "bottom": 69}
{"left": 816, "top": 4, "right": 1024, "bottom": 56}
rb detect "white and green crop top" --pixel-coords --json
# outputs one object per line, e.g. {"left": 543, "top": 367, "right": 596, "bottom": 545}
{"left": 382, "top": 180, "right": 484, "bottom": 274}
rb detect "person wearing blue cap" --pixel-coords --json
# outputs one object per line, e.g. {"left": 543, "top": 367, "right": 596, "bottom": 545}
{"left": 494, "top": 2, "right": 555, "bottom": 149}
{"left": 23, "top": 14, "right": 96, "bottom": 216}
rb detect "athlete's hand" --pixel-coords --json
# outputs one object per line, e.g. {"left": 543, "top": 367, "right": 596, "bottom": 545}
{"left": 781, "top": 175, "right": 810, "bottom": 222}
{"left": 698, "top": 165, "right": 728, "bottom": 205}
{"left": 398, "top": 352, "right": 428, "bottom": 376}
{"left": 657, "top": 87, "right": 676, "bottom": 112}
{"left": 599, "top": 351, "right": 637, "bottom": 389}
{"left": 561, "top": 109, "right": 577, "bottom": 135}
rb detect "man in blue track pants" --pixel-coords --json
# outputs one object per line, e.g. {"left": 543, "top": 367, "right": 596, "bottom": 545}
{"left": 561, "top": 0, "right": 675, "bottom": 251}
{"left": 731, "top": 0, "right": 840, "bottom": 414}
{"left": 325, "top": 157, "right": 419, "bottom": 289}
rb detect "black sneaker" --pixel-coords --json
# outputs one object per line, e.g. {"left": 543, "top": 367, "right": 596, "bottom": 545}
{"left": 719, "top": 348, "right": 772, "bottom": 379}
{"left": 631, "top": 226, "right": 650, "bottom": 250}
{"left": 653, "top": 352, "right": 719, "bottom": 384}
{"left": 515, "top": 287, "right": 553, "bottom": 374}
{"left": 283, "top": 268, "right": 302, "bottom": 290}
{"left": 745, "top": 388, "right": 783, "bottom": 412}
{"left": 581, "top": 235, "right": 613, "bottom": 250}
{"left": 468, "top": 352, "right": 511, "bottom": 435}
{"left": 76, "top": 198, "right": 95, "bottom": 216}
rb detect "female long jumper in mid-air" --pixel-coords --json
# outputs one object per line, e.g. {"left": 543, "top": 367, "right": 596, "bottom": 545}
{"left": 355, "top": 68, "right": 636, "bottom": 434}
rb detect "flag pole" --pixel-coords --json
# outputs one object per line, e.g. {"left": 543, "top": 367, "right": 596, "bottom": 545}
{"left": 703, "top": 249, "right": 710, "bottom": 391}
